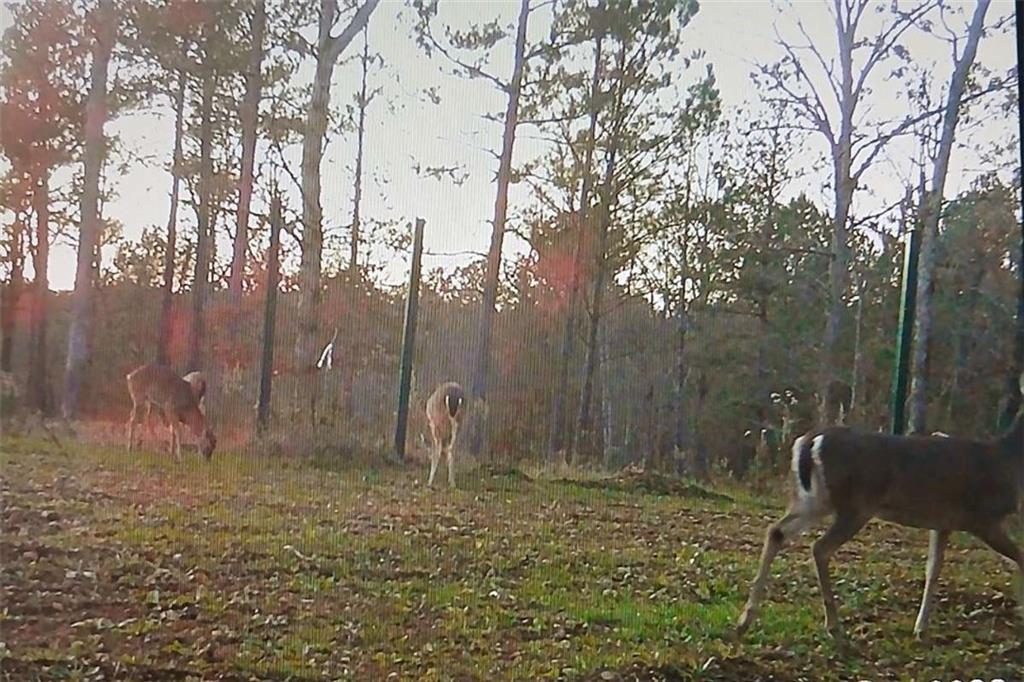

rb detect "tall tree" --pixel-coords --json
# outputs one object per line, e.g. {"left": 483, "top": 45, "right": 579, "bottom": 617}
{"left": 348, "top": 24, "right": 370, "bottom": 276}
{"left": 469, "top": 0, "right": 530, "bottom": 456}
{"left": 228, "top": 0, "right": 266, "bottom": 299}
{"left": 189, "top": 19, "right": 217, "bottom": 371}
{"left": 158, "top": 68, "right": 187, "bottom": 365}
{"left": 908, "top": 0, "right": 991, "bottom": 434}
{"left": 63, "top": 0, "right": 117, "bottom": 419}
{"left": 573, "top": 43, "right": 622, "bottom": 460}
{"left": 294, "top": 0, "right": 381, "bottom": 419}
{"left": 1, "top": 0, "right": 83, "bottom": 413}
{"left": 27, "top": 173, "right": 51, "bottom": 413}
{"left": 547, "top": 4, "right": 604, "bottom": 463}
{"left": 758, "top": 0, "right": 936, "bottom": 423}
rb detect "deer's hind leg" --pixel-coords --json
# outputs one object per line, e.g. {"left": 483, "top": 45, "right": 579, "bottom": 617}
{"left": 913, "top": 529, "right": 950, "bottom": 638}
{"left": 811, "top": 511, "right": 871, "bottom": 639}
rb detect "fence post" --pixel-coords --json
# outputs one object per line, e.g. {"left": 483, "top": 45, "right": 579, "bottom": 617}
{"left": 393, "top": 218, "right": 425, "bottom": 461}
{"left": 890, "top": 221, "right": 921, "bottom": 435}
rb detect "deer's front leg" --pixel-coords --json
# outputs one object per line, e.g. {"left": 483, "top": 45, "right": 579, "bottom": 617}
{"left": 445, "top": 445, "right": 455, "bottom": 488}
{"left": 427, "top": 430, "right": 440, "bottom": 488}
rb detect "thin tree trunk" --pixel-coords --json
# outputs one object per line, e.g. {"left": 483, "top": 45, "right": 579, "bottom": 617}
{"left": 547, "top": 17, "right": 604, "bottom": 463}
{"left": 189, "top": 54, "right": 216, "bottom": 372}
{"left": 849, "top": 287, "right": 864, "bottom": 418}
{"left": 256, "top": 192, "right": 282, "bottom": 432}
{"left": 63, "top": 1, "right": 115, "bottom": 418}
{"left": 338, "top": 26, "right": 371, "bottom": 419}
{"left": 599, "top": 316, "right": 613, "bottom": 467}
{"left": 27, "top": 171, "right": 50, "bottom": 414}
{"left": 296, "top": 0, "right": 380, "bottom": 421}
{"left": 574, "top": 44, "right": 624, "bottom": 461}
{"left": 672, "top": 295, "right": 690, "bottom": 470}
{"left": 2, "top": 217, "right": 24, "bottom": 373}
{"left": 229, "top": 0, "right": 265, "bottom": 299}
{"left": 158, "top": 70, "right": 186, "bottom": 366}
{"left": 349, "top": 25, "right": 369, "bottom": 276}
{"left": 573, "top": 155, "right": 618, "bottom": 462}
{"left": 908, "top": 0, "right": 989, "bottom": 434}
{"left": 468, "top": 0, "right": 530, "bottom": 457}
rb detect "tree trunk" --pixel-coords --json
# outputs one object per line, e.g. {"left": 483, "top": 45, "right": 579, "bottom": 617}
{"left": 189, "top": 60, "right": 216, "bottom": 372}
{"left": 819, "top": 7, "right": 857, "bottom": 425}
{"left": 256, "top": 192, "right": 282, "bottom": 432}
{"left": 63, "top": 1, "right": 115, "bottom": 418}
{"left": 849, "top": 287, "right": 864, "bottom": 418}
{"left": 468, "top": 0, "right": 530, "bottom": 457}
{"left": 1004, "top": 0, "right": 1024, "bottom": 429}
{"left": 2, "top": 217, "right": 24, "bottom": 373}
{"left": 349, "top": 25, "right": 369, "bottom": 276}
{"left": 599, "top": 315, "right": 613, "bottom": 467}
{"left": 27, "top": 171, "right": 50, "bottom": 414}
{"left": 908, "top": 0, "right": 989, "bottom": 434}
{"left": 296, "top": 0, "right": 380, "bottom": 421}
{"left": 547, "top": 17, "right": 604, "bottom": 463}
{"left": 158, "top": 70, "right": 187, "bottom": 365}
{"left": 672, "top": 296, "right": 690, "bottom": 470}
{"left": 574, "top": 43, "right": 625, "bottom": 461}
{"left": 228, "top": 0, "right": 265, "bottom": 300}
{"left": 573, "top": 164, "right": 617, "bottom": 461}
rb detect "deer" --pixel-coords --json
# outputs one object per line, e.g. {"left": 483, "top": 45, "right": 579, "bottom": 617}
{"left": 736, "top": 374, "right": 1024, "bottom": 641}
{"left": 126, "top": 363, "right": 216, "bottom": 461}
{"left": 425, "top": 382, "right": 465, "bottom": 488}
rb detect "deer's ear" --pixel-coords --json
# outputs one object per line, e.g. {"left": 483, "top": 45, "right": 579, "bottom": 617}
{"left": 1018, "top": 371, "right": 1024, "bottom": 396}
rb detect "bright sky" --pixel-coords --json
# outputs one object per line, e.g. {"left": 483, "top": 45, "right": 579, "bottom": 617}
{"left": 2, "top": 0, "right": 1018, "bottom": 291}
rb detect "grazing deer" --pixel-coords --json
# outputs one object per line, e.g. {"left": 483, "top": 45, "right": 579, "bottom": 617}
{"left": 737, "top": 376, "right": 1024, "bottom": 640}
{"left": 126, "top": 363, "right": 216, "bottom": 461}
{"left": 425, "top": 382, "right": 465, "bottom": 488}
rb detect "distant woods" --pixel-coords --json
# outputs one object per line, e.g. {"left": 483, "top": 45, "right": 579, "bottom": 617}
{"left": 0, "top": 0, "right": 1019, "bottom": 479}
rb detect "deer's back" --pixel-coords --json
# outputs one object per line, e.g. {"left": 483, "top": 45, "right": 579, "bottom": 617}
{"left": 127, "top": 364, "right": 196, "bottom": 415}
{"left": 814, "top": 427, "right": 1017, "bottom": 530}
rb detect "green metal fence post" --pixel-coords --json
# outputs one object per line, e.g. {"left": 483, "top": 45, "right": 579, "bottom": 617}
{"left": 891, "top": 223, "right": 922, "bottom": 435}
{"left": 393, "top": 218, "right": 425, "bottom": 461}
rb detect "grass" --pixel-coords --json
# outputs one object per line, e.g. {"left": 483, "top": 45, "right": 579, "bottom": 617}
{"left": 0, "top": 434, "right": 1022, "bottom": 681}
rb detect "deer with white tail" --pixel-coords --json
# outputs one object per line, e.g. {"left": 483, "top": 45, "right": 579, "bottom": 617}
{"left": 425, "top": 382, "right": 465, "bottom": 488}
{"left": 127, "top": 363, "right": 217, "bottom": 461}
{"left": 736, "top": 373, "right": 1024, "bottom": 640}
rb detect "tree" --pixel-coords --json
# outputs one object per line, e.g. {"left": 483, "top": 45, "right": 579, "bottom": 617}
{"left": 546, "top": 1, "right": 605, "bottom": 463}
{"left": 1, "top": 0, "right": 84, "bottom": 413}
{"left": 228, "top": 0, "right": 266, "bottom": 300}
{"left": 63, "top": 0, "right": 118, "bottom": 419}
{"left": 158, "top": 67, "right": 187, "bottom": 365}
{"left": 188, "top": 17, "right": 218, "bottom": 372}
{"left": 758, "top": 0, "right": 937, "bottom": 423}
{"left": 468, "top": 0, "right": 531, "bottom": 457}
{"left": 294, "top": 0, "right": 381, "bottom": 420}
{"left": 908, "top": 0, "right": 992, "bottom": 433}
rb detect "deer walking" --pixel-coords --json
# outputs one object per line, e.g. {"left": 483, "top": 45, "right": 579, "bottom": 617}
{"left": 425, "top": 382, "right": 465, "bottom": 488}
{"left": 126, "top": 363, "right": 216, "bottom": 461}
{"left": 737, "top": 378, "right": 1024, "bottom": 640}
